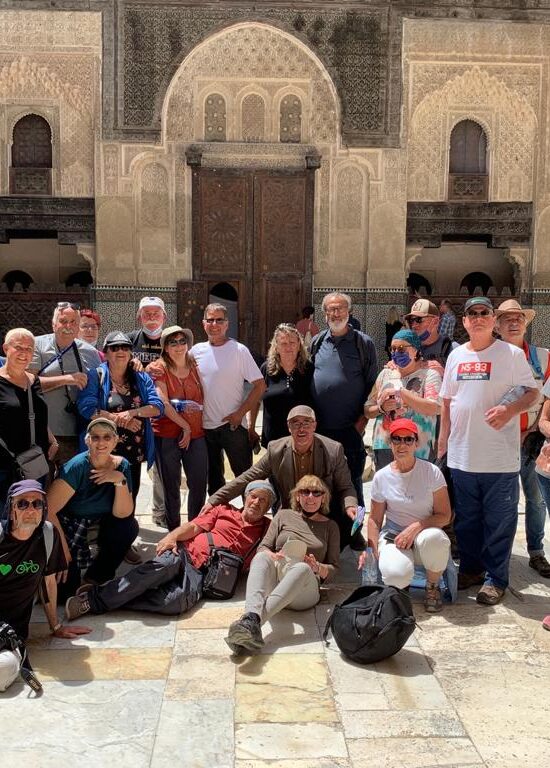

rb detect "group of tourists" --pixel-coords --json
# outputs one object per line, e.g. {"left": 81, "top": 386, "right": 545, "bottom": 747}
{"left": 1, "top": 289, "right": 549, "bottom": 690}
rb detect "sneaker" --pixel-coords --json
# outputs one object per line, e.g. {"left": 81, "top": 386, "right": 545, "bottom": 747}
{"left": 224, "top": 612, "right": 264, "bottom": 653}
{"left": 65, "top": 593, "right": 91, "bottom": 621}
{"left": 424, "top": 582, "right": 443, "bottom": 613}
{"left": 75, "top": 580, "right": 97, "bottom": 596}
{"left": 476, "top": 584, "right": 505, "bottom": 606}
{"left": 529, "top": 553, "right": 550, "bottom": 578}
{"left": 457, "top": 571, "right": 485, "bottom": 590}
{"left": 542, "top": 615, "right": 550, "bottom": 632}
{"left": 124, "top": 545, "right": 142, "bottom": 565}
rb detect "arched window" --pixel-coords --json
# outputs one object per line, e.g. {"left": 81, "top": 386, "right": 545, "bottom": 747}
{"left": 10, "top": 114, "right": 53, "bottom": 195}
{"left": 407, "top": 273, "right": 432, "bottom": 296}
{"left": 1, "top": 270, "right": 33, "bottom": 291}
{"left": 65, "top": 270, "right": 93, "bottom": 288}
{"left": 448, "top": 120, "right": 488, "bottom": 201}
{"left": 204, "top": 94, "right": 227, "bottom": 142}
{"left": 460, "top": 271, "right": 493, "bottom": 296}
{"left": 279, "top": 94, "right": 302, "bottom": 143}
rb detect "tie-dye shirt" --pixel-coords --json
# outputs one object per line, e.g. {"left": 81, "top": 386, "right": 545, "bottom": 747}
{"left": 371, "top": 364, "right": 443, "bottom": 459}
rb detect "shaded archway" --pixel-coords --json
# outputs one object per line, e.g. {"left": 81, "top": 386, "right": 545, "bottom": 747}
{"left": 209, "top": 281, "right": 239, "bottom": 340}
{"left": 1, "top": 270, "right": 33, "bottom": 291}
{"left": 10, "top": 114, "right": 52, "bottom": 195}
{"left": 460, "top": 271, "right": 494, "bottom": 296}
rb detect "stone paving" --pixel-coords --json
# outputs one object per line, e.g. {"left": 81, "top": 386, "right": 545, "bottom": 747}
{"left": 1, "top": 466, "right": 549, "bottom": 767}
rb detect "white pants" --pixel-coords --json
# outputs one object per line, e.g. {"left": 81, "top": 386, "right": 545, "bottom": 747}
{"left": 0, "top": 648, "right": 21, "bottom": 692}
{"left": 378, "top": 527, "right": 450, "bottom": 589}
{"left": 245, "top": 551, "right": 320, "bottom": 622}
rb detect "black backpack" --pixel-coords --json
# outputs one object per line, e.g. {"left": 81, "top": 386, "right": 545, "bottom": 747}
{"left": 323, "top": 585, "right": 416, "bottom": 664}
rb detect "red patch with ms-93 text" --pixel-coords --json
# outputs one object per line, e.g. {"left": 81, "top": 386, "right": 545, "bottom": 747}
{"left": 457, "top": 361, "right": 492, "bottom": 381}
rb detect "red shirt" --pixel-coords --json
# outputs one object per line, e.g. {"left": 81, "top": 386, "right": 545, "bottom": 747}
{"left": 146, "top": 360, "right": 204, "bottom": 439}
{"left": 184, "top": 504, "right": 271, "bottom": 570}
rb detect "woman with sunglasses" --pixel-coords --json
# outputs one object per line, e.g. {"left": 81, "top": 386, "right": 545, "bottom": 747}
{"left": 77, "top": 331, "right": 163, "bottom": 504}
{"left": 225, "top": 474, "right": 339, "bottom": 654}
{"left": 146, "top": 326, "right": 207, "bottom": 528}
{"left": 360, "top": 418, "right": 452, "bottom": 613}
{"left": 249, "top": 324, "right": 313, "bottom": 448}
{"left": 364, "top": 329, "right": 443, "bottom": 470}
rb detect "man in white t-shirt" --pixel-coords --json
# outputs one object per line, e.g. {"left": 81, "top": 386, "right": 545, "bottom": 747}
{"left": 191, "top": 303, "right": 266, "bottom": 495}
{"left": 438, "top": 296, "right": 538, "bottom": 605}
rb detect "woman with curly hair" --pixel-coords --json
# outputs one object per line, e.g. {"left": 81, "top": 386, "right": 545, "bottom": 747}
{"left": 249, "top": 324, "right": 314, "bottom": 447}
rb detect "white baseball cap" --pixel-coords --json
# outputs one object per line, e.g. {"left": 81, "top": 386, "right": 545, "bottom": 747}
{"left": 138, "top": 296, "right": 165, "bottom": 313}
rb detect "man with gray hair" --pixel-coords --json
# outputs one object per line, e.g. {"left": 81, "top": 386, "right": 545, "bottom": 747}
{"left": 64, "top": 480, "right": 274, "bottom": 620}
{"left": 309, "top": 292, "right": 377, "bottom": 517}
{"left": 31, "top": 302, "right": 101, "bottom": 470}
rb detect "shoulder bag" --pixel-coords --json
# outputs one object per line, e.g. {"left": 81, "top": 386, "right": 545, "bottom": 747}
{"left": 0, "top": 380, "right": 49, "bottom": 480}
{"left": 202, "top": 532, "right": 262, "bottom": 600}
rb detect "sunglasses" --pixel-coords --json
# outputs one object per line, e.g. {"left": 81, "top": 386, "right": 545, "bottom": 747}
{"left": 390, "top": 435, "right": 416, "bottom": 445}
{"left": 466, "top": 309, "right": 493, "bottom": 318}
{"left": 288, "top": 420, "right": 315, "bottom": 430}
{"left": 390, "top": 345, "right": 413, "bottom": 354}
{"left": 107, "top": 344, "right": 132, "bottom": 352}
{"left": 56, "top": 301, "right": 80, "bottom": 310}
{"left": 298, "top": 489, "right": 324, "bottom": 497}
{"left": 14, "top": 498, "right": 45, "bottom": 510}
{"left": 167, "top": 338, "right": 187, "bottom": 347}
{"left": 408, "top": 316, "right": 429, "bottom": 325}
{"left": 204, "top": 318, "right": 227, "bottom": 325}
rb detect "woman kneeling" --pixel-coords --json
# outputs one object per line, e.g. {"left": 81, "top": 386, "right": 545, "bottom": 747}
{"left": 225, "top": 474, "right": 340, "bottom": 654}
{"left": 362, "top": 418, "right": 451, "bottom": 613}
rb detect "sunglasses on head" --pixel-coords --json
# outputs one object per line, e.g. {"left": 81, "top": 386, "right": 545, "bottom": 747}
{"left": 298, "top": 489, "right": 324, "bottom": 497}
{"left": 390, "top": 435, "right": 416, "bottom": 445}
{"left": 14, "top": 498, "right": 44, "bottom": 510}
{"left": 56, "top": 301, "right": 80, "bottom": 310}
{"left": 466, "top": 309, "right": 492, "bottom": 317}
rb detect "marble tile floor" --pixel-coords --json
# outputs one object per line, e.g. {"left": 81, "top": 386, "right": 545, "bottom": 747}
{"left": 1, "top": 467, "right": 549, "bottom": 768}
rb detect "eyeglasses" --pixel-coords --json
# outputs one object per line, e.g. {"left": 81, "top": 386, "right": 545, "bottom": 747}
{"left": 14, "top": 498, "right": 44, "bottom": 510}
{"left": 390, "top": 435, "right": 416, "bottom": 445}
{"left": 465, "top": 309, "right": 493, "bottom": 318}
{"left": 325, "top": 306, "right": 348, "bottom": 315}
{"left": 288, "top": 420, "right": 315, "bottom": 430}
{"left": 80, "top": 324, "right": 98, "bottom": 331}
{"left": 56, "top": 302, "right": 80, "bottom": 310}
{"left": 298, "top": 489, "right": 324, "bottom": 497}
{"left": 107, "top": 344, "right": 131, "bottom": 352}
{"left": 390, "top": 345, "right": 413, "bottom": 354}
{"left": 204, "top": 317, "right": 227, "bottom": 325}
{"left": 408, "top": 316, "right": 429, "bottom": 325}
{"left": 167, "top": 338, "right": 187, "bottom": 347}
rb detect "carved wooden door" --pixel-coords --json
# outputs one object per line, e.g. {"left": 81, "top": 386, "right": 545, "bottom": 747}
{"left": 189, "top": 166, "right": 315, "bottom": 355}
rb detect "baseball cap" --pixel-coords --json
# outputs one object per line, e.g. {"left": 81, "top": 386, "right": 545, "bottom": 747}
{"left": 103, "top": 331, "right": 132, "bottom": 350}
{"left": 388, "top": 418, "right": 419, "bottom": 436}
{"left": 138, "top": 296, "right": 165, "bottom": 313}
{"left": 86, "top": 417, "right": 118, "bottom": 436}
{"left": 160, "top": 325, "right": 194, "bottom": 350}
{"left": 287, "top": 405, "right": 316, "bottom": 422}
{"left": 8, "top": 479, "right": 46, "bottom": 498}
{"left": 464, "top": 297, "right": 493, "bottom": 312}
{"left": 405, "top": 299, "right": 439, "bottom": 319}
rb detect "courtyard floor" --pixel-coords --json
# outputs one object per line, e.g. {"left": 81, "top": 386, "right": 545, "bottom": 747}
{"left": 1, "top": 466, "right": 549, "bottom": 768}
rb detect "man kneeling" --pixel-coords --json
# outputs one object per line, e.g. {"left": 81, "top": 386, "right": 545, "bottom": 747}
{"left": 64, "top": 480, "right": 274, "bottom": 620}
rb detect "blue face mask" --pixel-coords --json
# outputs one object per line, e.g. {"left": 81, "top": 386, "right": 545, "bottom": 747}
{"left": 417, "top": 329, "right": 430, "bottom": 342}
{"left": 391, "top": 350, "right": 412, "bottom": 368}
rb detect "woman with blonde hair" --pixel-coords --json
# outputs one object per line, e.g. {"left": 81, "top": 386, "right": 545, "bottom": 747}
{"left": 249, "top": 323, "right": 313, "bottom": 447}
{"left": 225, "top": 474, "right": 340, "bottom": 654}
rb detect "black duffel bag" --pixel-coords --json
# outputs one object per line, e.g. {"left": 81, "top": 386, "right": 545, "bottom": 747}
{"left": 323, "top": 584, "right": 416, "bottom": 664}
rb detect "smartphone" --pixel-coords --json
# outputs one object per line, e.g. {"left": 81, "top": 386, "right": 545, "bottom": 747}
{"left": 384, "top": 531, "right": 397, "bottom": 543}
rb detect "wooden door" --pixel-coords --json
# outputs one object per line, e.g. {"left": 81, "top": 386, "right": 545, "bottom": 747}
{"left": 187, "top": 164, "right": 316, "bottom": 355}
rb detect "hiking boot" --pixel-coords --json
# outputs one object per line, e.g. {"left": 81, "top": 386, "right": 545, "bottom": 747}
{"left": 65, "top": 593, "right": 91, "bottom": 621}
{"left": 457, "top": 571, "right": 485, "bottom": 590}
{"left": 424, "top": 582, "right": 443, "bottom": 613}
{"left": 476, "top": 584, "right": 505, "bottom": 606}
{"left": 529, "top": 553, "right": 550, "bottom": 578}
{"left": 224, "top": 612, "right": 264, "bottom": 654}
{"left": 124, "top": 545, "right": 142, "bottom": 565}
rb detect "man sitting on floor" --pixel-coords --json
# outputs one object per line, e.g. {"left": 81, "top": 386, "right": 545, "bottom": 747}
{"left": 64, "top": 480, "right": 274, "bottom": 620}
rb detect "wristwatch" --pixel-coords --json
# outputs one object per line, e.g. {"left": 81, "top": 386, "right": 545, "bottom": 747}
{"left": 114, "top": 479, "right": 127, "bottom": 487}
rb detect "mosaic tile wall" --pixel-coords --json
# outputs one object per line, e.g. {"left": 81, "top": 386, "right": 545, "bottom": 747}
{"left": 92, "top": 286, "right": 178, "bottom": 346}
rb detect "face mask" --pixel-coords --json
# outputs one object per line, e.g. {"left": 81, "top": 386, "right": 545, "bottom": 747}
{"left": 391, "top": 350, "right": 412, "bottom": 368}
{"left": 418, "top": 329, "right": 430, "bottom": 342}
{"left": 143, "top": 324, "right": 163, "bottom": 339}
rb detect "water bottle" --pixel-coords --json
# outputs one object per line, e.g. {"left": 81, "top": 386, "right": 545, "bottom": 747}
{"left": 169, "top": 399, "right": 203, "bottom": 413}
{"left": 361, "top": 547, "right": 379, "bottom": 585}
{"left": 498, "top": 386, "right": 526, "bottom": 406}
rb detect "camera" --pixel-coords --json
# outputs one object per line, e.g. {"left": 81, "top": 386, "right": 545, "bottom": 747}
{"left": 0, "top": 622, "right": 23, "bottom": 654}
{"left": 64, "top": 400, "right": 78, "bottom": 415}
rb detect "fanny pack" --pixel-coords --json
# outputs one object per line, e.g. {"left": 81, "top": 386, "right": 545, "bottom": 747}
{"left": 202, "top": 533, "right": 261, "bottom": 600}
{"left": 0, "top": 383, "right": 49, "bottom": 480}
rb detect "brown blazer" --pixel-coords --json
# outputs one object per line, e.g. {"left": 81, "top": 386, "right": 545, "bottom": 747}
{"left": 208, "top": 433, "right": 357, "bottom": 511}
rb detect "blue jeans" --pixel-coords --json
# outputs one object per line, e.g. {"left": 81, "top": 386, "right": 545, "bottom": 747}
{"left": 450, "top": 469, "right": 519, "bottom": 589}
{"left": 520, "top": 445, "right": 548, "bottom": 555}
{"left": 535, "top": 473, "right": 550, "bottom": 546}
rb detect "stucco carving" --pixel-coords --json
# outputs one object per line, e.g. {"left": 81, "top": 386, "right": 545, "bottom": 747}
{"left": 408, "top": 66, "right": 537, "bottom": 202}
{"left": 163, "top": 24, "right": 338, "bottom": 146}
{"left": 139, "top": 162, "right": 171, "bottom": 266}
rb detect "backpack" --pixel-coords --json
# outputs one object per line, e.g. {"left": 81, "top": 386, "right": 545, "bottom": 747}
{"left": 323, "top": 584, "right": 416, "bottom": 664}
{"left": 0, "top": 520, "right": 54, "bottom": 562}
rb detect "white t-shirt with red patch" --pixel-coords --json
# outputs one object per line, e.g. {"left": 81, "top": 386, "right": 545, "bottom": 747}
{"left": 440, "top": 339, "right": 537, "bottom": 473}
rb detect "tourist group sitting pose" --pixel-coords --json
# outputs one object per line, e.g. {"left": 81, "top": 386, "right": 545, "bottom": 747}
{"left": 1, "top": 291, "right": 550, "bottom": 691}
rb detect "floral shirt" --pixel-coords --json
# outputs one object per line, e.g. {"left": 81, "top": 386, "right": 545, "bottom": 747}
{"left": 106, "top": 381, "right": 145, "bottom": 464}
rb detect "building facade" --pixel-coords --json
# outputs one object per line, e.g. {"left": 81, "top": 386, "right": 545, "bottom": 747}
{"left": 0, "top": 1, "right": 549, "bottom": 356}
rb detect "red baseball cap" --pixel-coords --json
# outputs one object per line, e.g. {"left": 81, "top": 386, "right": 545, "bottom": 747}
{"left": 388, "top": 418, "right": 418, "bottom": 436}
